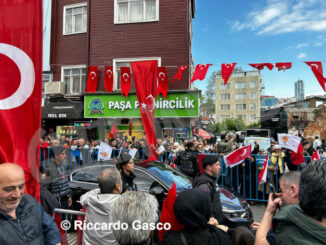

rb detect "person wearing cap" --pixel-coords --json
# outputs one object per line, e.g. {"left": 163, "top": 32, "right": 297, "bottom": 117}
{"left": 192, "top": 155, "right": 225, "bottom": 224}
{"left": 116, "top": 153, "right": 137, "bottom": 193}
{"left": 174, "top": 142, "right": 200, "bottom": 178}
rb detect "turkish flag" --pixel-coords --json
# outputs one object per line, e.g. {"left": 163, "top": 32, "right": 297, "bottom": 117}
{"left": 171, "top": 65, "right": 187, "bottom": 83}
{"left": 291, "top": 143, "right": 305, "bottom": 165}
{"left": 249, "top": 63, "right": 274, "bottom": 70}
{"left": 158, "top": 183, "right": 184, "bottom": 242}
{"left": 129, "top": 122, "right": 133, "bottom": 136}
{"left": 86, "top": 66, "right": 98, "bottom": 93}
{"left": 104, "top": 66, "right": 113, "bottom": 92}
{"left": 311, "top": 149, "right": 320, "bottom": 161}
{"left": 131, "top": 60, "right": 158, "bottom": 161}
{"left": 156, "top": 67, "right": 168, "bottom": 98}
{"left": 0, "top": 0, "right": 42, "bottom": 200}
{"left": 275, "top": 62, "right": 292, "bottom": 71}
{"left": 109, "top": 124, "right": 119, "bottom": 139}
{"left": 120, "top": 67, "right": 132, "bottom": 97}
{"left": 305, "top": 61, "right": 326, "bottom": 91}
{"left": 223, "top": 145, "right": 252, "bottom": 168}
{"left": 258, "top": 154, "right": 269, "bottom": 184}
{"left": 222, "top": 63, "right": 237, "bottom": 85}
{"left": 197, "top": 154, "right": 207, "bottom": 174}
{"left": 190, "top": 64, "right": 211, "bottom": 83}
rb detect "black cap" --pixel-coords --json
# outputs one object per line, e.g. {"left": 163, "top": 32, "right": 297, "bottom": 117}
{"left": 186, "top": 142, "right": 194, "bottom": 148}
{"left": 202, "top": 155, "right": 219, "bottom": 168}
{"left": 117, "top": 153, "right": 132, "bottom": 166}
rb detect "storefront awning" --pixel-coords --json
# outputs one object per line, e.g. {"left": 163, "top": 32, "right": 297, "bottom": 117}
{"left": 42, "top": 102, "right": 83, "bottom": 119}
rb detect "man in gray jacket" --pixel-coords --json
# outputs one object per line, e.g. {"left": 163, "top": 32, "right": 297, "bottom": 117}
{"left": 80, "top": 168, "right": 122, "bottom": 245}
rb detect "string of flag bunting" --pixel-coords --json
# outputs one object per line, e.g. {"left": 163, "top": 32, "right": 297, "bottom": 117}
{"left": 85, "top": 61, "right": 326, "bottom": 96}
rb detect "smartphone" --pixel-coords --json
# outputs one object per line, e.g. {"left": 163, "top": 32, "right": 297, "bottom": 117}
{"left": 269, "top": 183, "right": 281, "bottom": 209}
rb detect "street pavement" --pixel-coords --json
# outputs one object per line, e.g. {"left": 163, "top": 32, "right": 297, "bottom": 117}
{"left": 251, "top": 203, "right": 267, "bottom": 222}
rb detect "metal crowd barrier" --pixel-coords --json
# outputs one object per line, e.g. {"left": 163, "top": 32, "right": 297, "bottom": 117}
{"left": 41, "top": 147, "right": 321, "bottom": 203}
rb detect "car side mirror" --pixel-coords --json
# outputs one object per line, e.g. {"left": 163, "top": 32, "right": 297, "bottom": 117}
{"left": 149, "top": 184, "right": 165, "bottom": 195}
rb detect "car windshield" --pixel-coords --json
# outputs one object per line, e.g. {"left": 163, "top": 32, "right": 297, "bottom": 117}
{"left": 146, "top": 162, "right": 192, "bottom": 192}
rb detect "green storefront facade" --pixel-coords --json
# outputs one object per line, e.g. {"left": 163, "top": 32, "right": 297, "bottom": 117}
{"left": 84, "top": 90, "right": 200, "bottom": 141}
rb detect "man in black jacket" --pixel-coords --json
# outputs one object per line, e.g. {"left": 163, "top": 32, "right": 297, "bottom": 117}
{"left": 174, "top": 142, "right": 200, "bottom": 178}
{"left": 192, "top": 155, "right": 224, "bottom": 224}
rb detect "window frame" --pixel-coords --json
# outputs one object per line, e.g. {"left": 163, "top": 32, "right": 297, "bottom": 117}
{"left": 250, "top": 114, "right": 257, "bottom": 121}
{"left": 236, "top": 115, "right": 246, "bottom": 121}
{"left": 220, "top": 115, "right": 231, "bottom": 121}
{"left": 235, "top": 103, "right": 246, "bottom": 110}
{"left": 235, "top": 81, "right": 246, "bottom": 89}
{"left": 220, "top": 83, "right": 230, "bottom": 90}
{"left": 63, "top": 2, "right": 87, "bottom": 35}
{"left": 114, "top": 0, "right": 159, "bottom": 24}
{"left": 220, "top": 93, "right": 230, "bottom": 101}
{"left": 113, "top": 57, "right": 161, "bottom": 91}
{"left": 250, "top": 103, "right": 257, "bottom": 110}
{"left": 220, "top": 104, "right": 231, "bottom": 111}
{"left": 61, "top": 65, "right": 87, "bottom": 95}
{"left": 235, "top": 93, "right": 246, "bottom": 100}
{"left": 250, "top": 92, "right": 257, "bottom": 99}
{"left": 250, "top": 80, "right": 257, "bottom": 88}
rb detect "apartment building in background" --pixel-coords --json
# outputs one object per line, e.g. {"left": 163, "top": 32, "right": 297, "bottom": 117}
{"left": 295, "top": 79, "right": 305, "bottom": 101}
{"left": 215, "top": 71, "right": 261, "bottom": 125}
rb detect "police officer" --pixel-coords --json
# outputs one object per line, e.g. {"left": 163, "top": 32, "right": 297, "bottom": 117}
{"left": 116, "top": 153, "right": 137, "bottom": 193}
{"left": 174, "top": 142, "right": 200, "bottom": 178}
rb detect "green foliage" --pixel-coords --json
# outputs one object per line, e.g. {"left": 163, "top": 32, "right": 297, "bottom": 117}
{"left": 247, "top": 121, "right": 261, "bottom": 129}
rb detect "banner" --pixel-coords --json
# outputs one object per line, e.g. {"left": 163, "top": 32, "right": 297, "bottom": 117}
{"left": 0, "top": 0, "right": 42, "bottom": 200}
{"left": 244, "top": 137, "right": 271, "bottom": 151}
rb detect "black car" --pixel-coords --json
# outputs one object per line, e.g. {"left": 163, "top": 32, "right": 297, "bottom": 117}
{"left": 69, "top": 160, "right": 253, "bottom": 228}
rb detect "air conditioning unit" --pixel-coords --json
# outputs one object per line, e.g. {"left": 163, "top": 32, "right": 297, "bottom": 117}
{"left": 44, "top": 81, "right": 65, "bottom": 95}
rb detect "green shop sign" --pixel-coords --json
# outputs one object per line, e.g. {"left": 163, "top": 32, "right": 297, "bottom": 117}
{"left": 84, "top": 93, "right": 199, "bottom": 118}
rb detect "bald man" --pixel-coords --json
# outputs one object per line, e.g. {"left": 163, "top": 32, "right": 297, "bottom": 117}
{"left": 0, "top": 163, "right": 61, "bottom": 245}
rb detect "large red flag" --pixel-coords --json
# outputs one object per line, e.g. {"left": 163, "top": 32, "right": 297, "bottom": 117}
{"left": 190, "top": 64, "right": 211, "bottom": 83}
{"left": 275, "top": 62, "right": 292, "bottom": 71}
{"left": 221, "top": 63, "right": 237, "bottom": 85}
{"left": 120, "top": 67, "right": 132, "bottom": 97}
{"left": 223, "top": 145, "right": 252, "bottom": 168}
{"left": 0, "top": 0, "right": 42, "bottom": 200}
{"left": 305, "top": 61, "right": 326, "bottom": 91}
{"left": 249, "top": 63, "right": 274, "bottom": 70}
{"left": 86, "top": 66, "right": 98, "bottom": 93}
{"left": 291, "top": 143, "right": 305, "bottom": 165}
{"left": 156, "top": 67, "right": 168, "bottom": 98}
{"left": 131, "top": 60, "right": 158, "bottom": 161}
{"left": 104, "top": 66, "right": 113, "bottom": 92}
{"left": 171, "top": 65, "right": 187, "bottom": 83}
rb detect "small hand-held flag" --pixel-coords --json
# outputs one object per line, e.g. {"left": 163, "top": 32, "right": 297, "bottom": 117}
{"left": 311, "top": 149, "right": 320, "bottom": 161}
{"left": 258, "top": 153, "right": 269, "bottom": 184}
{"left": 277, "top": 133, "right": 301, "bottom": 153}
{"left": 86, "top": 66, "right": 98, "bottom": 93}
{"left": 291, "top": 143, "right": 305, "bottom": 165}
{"left": 190, "top": 64, "right": 211, "bottom": 83}
{"left": 224, "top": 145, "right": 252, "bottom": 168}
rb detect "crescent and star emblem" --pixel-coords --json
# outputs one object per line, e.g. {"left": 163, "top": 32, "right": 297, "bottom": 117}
{"left": 311, "top": 64, "right": 319, "bottom": 69}
{"left": 123, "top": 73, "right": 129, "bottom": 81}
{"left": 158, "top": 72, "right": 165, "bottom": 80}
{"left": 107, "top": 69, "right": 112, "bottom": 78}
{"left": 0, "top": 43, "right": 35, "bottom": 110}
{"left": 90, "top": 71, "right": 96, "bottom": 79}
{"left": 240, "top": 149, "right": 247, "bottom": 157}
{"left": 141, "top": 94, "right": 156, "bottom": 112}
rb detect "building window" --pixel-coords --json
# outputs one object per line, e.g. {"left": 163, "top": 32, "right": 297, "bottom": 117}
{"left": 220, "top": 115, "right": 230, "bottom": 121}
{"left": 221, "top": 104, "right": 231, "bottom": 111}
{"left": 235, "top": 93, "right": 246, "bottom": 100}
{"left": 42, "top": 73, "right": 53, "bottom": 94}
{"left": 250, "top": 114, "right": 256, "bottom": 121}
{"left": 250, "top": 92, "right": 257, "bottom": 99}
{"left": 113, "top": 57, "right": 161, "bottom": 90}
{"left": 250, "top": 80, "right": 257, "bottom": 88}
{"left": 62, "top": 66, "right": 86, "bottom": 94}
{"left": 236, "top": 104, "right": 246, "bottom": 110}
{"left": 115, "top": 0, "right": 159, "bottom": 24}
{"left": 250, "top": 103, "right": 256, "bottom": 110}
{"left": 220, "top": 94, "right": 230, "bottom": 100}
{"left": 236, "top": 115, "right": 246, "bottom": 121}
{"left": 220, "top": 83, "right": 230, "bottom": 90}
{"left": 63, "top": 3, "right": 87, "bottom": 35}
{"left": 235, "top": 81, "right": 246, "bottom": 89}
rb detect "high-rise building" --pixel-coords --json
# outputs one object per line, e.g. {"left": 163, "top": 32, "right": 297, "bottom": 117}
{"left": 295, "top": 80, "right": 304, "bottom": 101}
{"left": 215, "top": 71, "right": 261, "bottom": 125}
